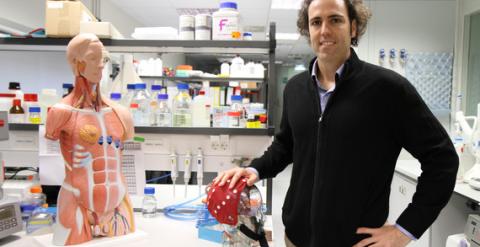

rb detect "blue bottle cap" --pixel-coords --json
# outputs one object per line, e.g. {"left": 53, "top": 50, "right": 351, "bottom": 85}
{"left": 243, "top": 32, "right": 252, "bottom": 37}
{"left": 29, "top": 107, "right": 41, "bottom": 113}
{"left": 151, "top": 85, "right": 162, "bottom": 91}
{"left": 220, "top": 1, "right": 237, "bottom": 9}
{"left": 62, "top": 83, "right": 73, "bottom": 89}
{"left": 231, "top": 95, "right": 242, "bottom": 101}
{"left": 110, "top": 93, "right": 121, "bottom": 100}
{"left": 127, "top": 84, "right": 136, "bottom": 90}
{"left": 158, "top": 94, "right": 169, "bottom": 100}
{"left": 144, "top": 187, "right": 155, "bottom": 195}
{"left": 177, "top": 83, "right": 189, "bottom": 90}
{"left": 137, "top": 83, "right": 147, "bottom": 89}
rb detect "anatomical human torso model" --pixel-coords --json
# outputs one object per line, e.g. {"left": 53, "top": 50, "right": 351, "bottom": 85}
{"left": 45, "top": 33, "right": 135, "bottom": 245}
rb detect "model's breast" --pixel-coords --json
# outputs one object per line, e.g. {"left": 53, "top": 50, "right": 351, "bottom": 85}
{"left": 72, "top": 110, "right": 125, "bottom": 152}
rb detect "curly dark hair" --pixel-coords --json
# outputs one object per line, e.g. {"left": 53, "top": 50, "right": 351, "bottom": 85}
{"left": 297, "top": 0, "right": 372, "bottom": 46}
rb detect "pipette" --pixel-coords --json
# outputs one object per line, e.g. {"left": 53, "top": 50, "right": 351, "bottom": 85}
{"left": 184, "top": 151, "right": 192, "bottom": 198}
{"left": 170, "top": 150, "right": 178, "bottom": 197}
{"left": 196, "top": 148, "right": 204, "bottom": 196}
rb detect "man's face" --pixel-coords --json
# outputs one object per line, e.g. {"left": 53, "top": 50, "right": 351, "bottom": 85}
{"left": 308, "top": 0, "right": 356, "bottom": 64}
{"left": 79, "top": 41, "right": 107, "bottom": 84}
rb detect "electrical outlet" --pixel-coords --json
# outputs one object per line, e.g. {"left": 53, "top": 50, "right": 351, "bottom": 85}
{"left": 219, "top": 135, "right": 229, "bottom": 151}
{"left": 210, "top": 135, "right": 220, "bottom": 150}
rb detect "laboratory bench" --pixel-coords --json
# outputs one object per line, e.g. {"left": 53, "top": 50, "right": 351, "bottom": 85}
{"left": 0, "top": 212, "right": 274, "bottom": 247}
{"left": 391, "top": 160, "right": 478, "bottom": 247}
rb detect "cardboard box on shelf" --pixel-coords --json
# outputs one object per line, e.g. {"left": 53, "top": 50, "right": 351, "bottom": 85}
{"left": 80, "top": 22, "right": 124, "bottom": 39}
{"left": 45, "top": 0, "right": 97, "bottom": 37}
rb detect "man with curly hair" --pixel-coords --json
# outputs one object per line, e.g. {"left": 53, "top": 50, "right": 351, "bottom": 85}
{"left": 213, "top": 0, "right": 458, "bottom": 246}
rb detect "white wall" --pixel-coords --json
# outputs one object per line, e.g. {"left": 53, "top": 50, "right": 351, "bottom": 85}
{"left": 358, "top": 0, "right": 456, "bottom": 75}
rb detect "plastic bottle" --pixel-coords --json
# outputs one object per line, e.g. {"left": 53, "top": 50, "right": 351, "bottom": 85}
{"left": 28, "top": 107, "right": 41, "bottom": 124}
{"left": 212, "top": 1, "right": 240, "bottom": 40}
{"left": 220, "top": 62, "right": 230, "bottom": 77}
{"left": 39, "top": 89, "right": 60, "bottom": 124}
{"left": 0, "top": 93, "right": 15, "bottom": 112}
{"left": 8, "top": 82, "right": 24, "bottom": 101}
{"left": 254, "top": 62, "right": 265, "bottom": 78}
{"left": 154, "top": 94, "right": 172, "bottom": 127}
{"left": 244, "top": 61, "right": 256, "bottom": 78}
{"left": 230, "top": 55, "right": 244, "bottom": 77}
{"left": 23, "top": 93, "right": 39, "bottom": 122}
{"left": 192, "top": 91, "right": 211, "bottom": 127}
{"left": 131, "top": 83, "right": 151, "bottom": 126}
{"left": 142, "top": 187, "right": 157, "bottom": 218}
{"left": 28, "top": 186, "right": 47, "bottom": 207}
{"left": 9, "top": 99, "right": 25, "bottom": 123}
{"left": 154, "top": 58, "right": 163, "bottom": 76}
{"left": 179, "top": 15, "right": 195, "bottom": 40}
{"left": 195, "top": 14, "right": 212, "bottom": 40}
{"left": 173, "top": 83, "right": 192, "bottom": 127}
{"left": 62, "top": 83, "right": 74, "bottom": 97}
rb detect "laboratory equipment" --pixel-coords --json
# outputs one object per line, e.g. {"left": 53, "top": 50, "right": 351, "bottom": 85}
{"left": 0, "top": 197, "right": 22, "bottom": 239}
{"left": 379, "top": 48, "right": 386, "bottom": 66}
{"left": 179, "top": 15, "right": 195, "bottom": 40}
{"left": 455, "top": 103, "right": 480, "bottom": 189}
{"left": 206, "top": 178, "right": 268, "bottom": 247}
{"left": 173, "top": 83, "right": 192, "bottom": 127}
{"left": 243, "top": 32, "right": 253, "bottom": 40}
{"left": 8, "top": 82, "right": 23, "bottom": 101}
{"left": 25, "top": 205, "right": 55, "bottom": 235}
{"left": 195, "top": 14, "right": 212, "bottom": 40}
{"left": 142, "top": 187, "right": 157, "bottom": 218}
{"left": 212, "top": 1, "right": 240, "bottom": 40}
{"left": 389, "top": 48, "right": 396, "bottom": 66}
{"left": 39, "top": 89, "right": 60, "bottom": 124}
{"left": 23, "top": 93, "right": 39, "bottom": 123}
{"left": 0, "top": 115, "right": 23, "bottom": 239}
{"left": 192, "top": 91, "right": 211, "bottom": 127}
{"left": 0, "top": 94, "right": 15, "bottom": 112}
{"left": 154, "top": 94, "right": 172, "bottom": 127}
{"left": 131, "top": 83, "right": 151, "bottom": 126}
{"left": 465, "top": 214, "right": 480, "bottom": 247}
{"left": 170, "top": 150, "right": 178, "bottom": 197}
{"left": 184, "top": 151, "right": 192, "bottom": 198}
{"left": 28, "top": 106, "right": 41, "bottom": 124}
{"left": 230, "top": 55, "right": 245, "bottom": 77}
{"left": 110, "top": 92, "right": 122, "bottom": 103}
{"left": 196, "top": 148, "right": 204, "bottom": 196}
{"left": 9, "top": 99, "right": 24, "bottom": 123}
{"left": 221, "top": 62, "right": 230, "bottom": 76}
{"left": 399, "top": 48, "right": 408, "bottom": 65}
{"left": 62, "top": 83, "right": 73, "bottom": 97}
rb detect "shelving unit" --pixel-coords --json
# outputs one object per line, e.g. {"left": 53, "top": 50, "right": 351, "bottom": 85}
{"left": 9, "top": 123, "right": 275, "bottom": 136}
{"left": 1, "top": 22, "right": 277, "bottom": 214}
{"left": 139, "top": 75, "right": 265, "bottom": 83}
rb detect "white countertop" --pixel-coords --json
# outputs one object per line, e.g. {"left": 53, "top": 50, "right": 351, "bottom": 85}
{"left": 395, "top": 159, "right": 480, "bottom": 203}
{"left": 0, "top": 213, "right": 273, "bottom": 247}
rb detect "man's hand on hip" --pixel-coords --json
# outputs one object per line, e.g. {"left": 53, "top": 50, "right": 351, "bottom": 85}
{"left": 212, "top": 167, "right": 258, "bottom": 189}
{"left": 353, "top": 225, "right": 411, "bottom": 247}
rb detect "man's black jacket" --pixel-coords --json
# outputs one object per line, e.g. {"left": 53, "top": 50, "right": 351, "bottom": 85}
{"left": 250, "top": 50, "right": 459, "bottom": 246}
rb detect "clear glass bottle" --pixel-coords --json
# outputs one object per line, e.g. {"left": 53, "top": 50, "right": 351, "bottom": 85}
{"left": 9, "top": 99, "right": 25, "bottom": 123}
{"left": 173, "top": 83, "right": 192, "bottom": 127}
{"left": 130, "top": 103, "right": 141, "bottom": 126}
{"left": 230, "top": 95, "right": 244, "bottom": 127}
{"left": 154, "top": 94, "right": 172, "bottom": 127}
{"left": 142, "top": 187, "right": 157, "bottom": 218}
{"left": 28, "top": 107, "right": 41, "bottom": 124}
{"left": 131, "top": 83, "right": 151, "bottom": 126}
{"left": 149, "top": 85, "right": 162, "bottom": 124}
{"left": 120, "top": 83, "right": 137, "bottom": 108}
